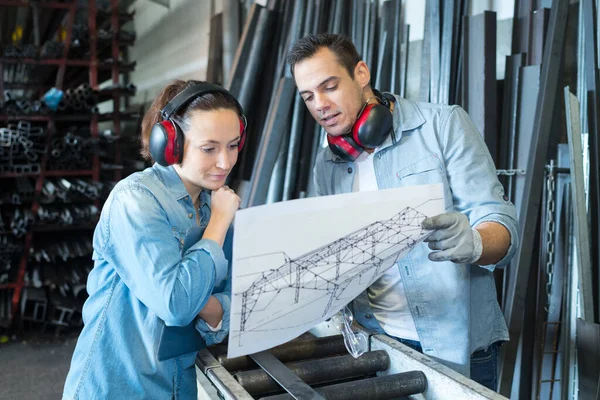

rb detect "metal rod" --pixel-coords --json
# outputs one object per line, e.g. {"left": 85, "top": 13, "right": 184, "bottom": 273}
{"left": 260, "top": 371, "right": 428, "bottom": 400}
{"left": 236, "top": 350, "right": 390, "bottom": 395}
{"left": 243, "top": 76, "right": 296, "bottom": 208}
{"left": 216, "top": 335, "right": 348, "bottom": 371}
{"left": 564, "top": 88, "right": 594, "bottom": 322}
{"left": 249, "top": 351, "right": 324, "bottom": 400}
{"left": 499, "top": 0, "right": 570, "bottom": 395}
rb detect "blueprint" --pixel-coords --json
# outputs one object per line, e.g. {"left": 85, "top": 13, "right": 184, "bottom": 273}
{"left": 227, "top": 183, "right": 445, "bottom": 358}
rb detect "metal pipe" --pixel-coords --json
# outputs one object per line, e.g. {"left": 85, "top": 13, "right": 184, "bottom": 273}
{"left": 260, "top": 371, "right": 428, "bottom": 400}
{"left": 216, "top": 335, "right": 348, "bottom": 371}
{"left": 234, "top": 350, "right": 390, "bottom": 395}
{"left": 243, "top": 76, "right": 296, "bottom": 208}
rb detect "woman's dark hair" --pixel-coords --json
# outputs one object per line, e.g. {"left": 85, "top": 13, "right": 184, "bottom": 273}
{"left": 140, "top": 80, "right": 241, "bottom": 162}
{"left": 287, "top": 33, "right": 361, "bottom": 78}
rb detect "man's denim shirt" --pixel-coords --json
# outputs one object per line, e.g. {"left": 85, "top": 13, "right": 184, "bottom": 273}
{"left": 63, "top": 164, "right": 231, "bottom": 400}
{"left": 314, "top": 96, "right": 518, "bottom": 377}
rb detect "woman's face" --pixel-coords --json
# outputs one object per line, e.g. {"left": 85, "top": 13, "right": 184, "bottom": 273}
{"left": 175, "top": 108, "right": 241, "bottom": 193}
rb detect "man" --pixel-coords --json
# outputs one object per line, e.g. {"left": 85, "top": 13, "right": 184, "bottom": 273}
{"left": 287, "top": 33, "right": 518, "bottom": 391}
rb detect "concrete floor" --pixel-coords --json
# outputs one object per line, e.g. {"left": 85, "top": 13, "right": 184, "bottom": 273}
{"left": 0, "top": 332, "right": 78, "bottom": 400}
{"left": 0, "top": 330, "right": 218, "bottom": 400}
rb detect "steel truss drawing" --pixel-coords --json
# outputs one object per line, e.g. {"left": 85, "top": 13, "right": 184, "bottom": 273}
{"left": 234, "top": 206, "right": 430, "bottom": 341}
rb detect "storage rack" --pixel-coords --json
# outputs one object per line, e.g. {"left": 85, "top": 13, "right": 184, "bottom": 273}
{"left": 0, "top": 0, "right": 136, "bottom": 331}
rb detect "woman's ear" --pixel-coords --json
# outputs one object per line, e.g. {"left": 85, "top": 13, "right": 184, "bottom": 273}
{"left": 354, "top": 61, "right": 371, "bottom": 89}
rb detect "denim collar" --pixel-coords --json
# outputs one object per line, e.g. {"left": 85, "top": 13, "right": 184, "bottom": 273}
{"left": 151, "top": 163, "right": 212, "bottom": 209}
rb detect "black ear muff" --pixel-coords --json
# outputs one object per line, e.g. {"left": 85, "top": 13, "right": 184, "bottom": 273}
{"left": 149, "top": 83, "right": 248, "bottom": 166}
{"left": 352, "top": 102, "right": 393, "bottom": 148}
{"left": 149, "top": 119, "right": 184, "bottom": 166}
{"left": 325, "top": 89, "right": 394, "bottom": 161}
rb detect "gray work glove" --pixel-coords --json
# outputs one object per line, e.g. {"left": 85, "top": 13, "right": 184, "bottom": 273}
{"left": 421, "top": 212, "right": 483, "bottom": 264}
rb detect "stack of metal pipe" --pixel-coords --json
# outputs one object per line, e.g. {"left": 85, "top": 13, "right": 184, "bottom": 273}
{"left": 202, "top": 335, "right": 427, "bottom": 399}
{"left": 57, "top": 84, "right": 99, "bottom": 114}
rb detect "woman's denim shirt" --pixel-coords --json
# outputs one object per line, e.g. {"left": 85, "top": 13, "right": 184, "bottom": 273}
{"left": 63, "top": 164, "right": 230, "bottom": 400}
{"left": 314, "top": 96, "right": 519, "bottom": 377}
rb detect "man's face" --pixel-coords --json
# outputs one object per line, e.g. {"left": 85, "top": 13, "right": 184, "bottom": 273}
{"left": 293, "top": 47, "right": 368, "bottom": 137}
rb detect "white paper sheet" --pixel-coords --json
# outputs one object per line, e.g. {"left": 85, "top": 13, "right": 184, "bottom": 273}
{"left": 227, "top": 183, "right": 445, "bottom": 358}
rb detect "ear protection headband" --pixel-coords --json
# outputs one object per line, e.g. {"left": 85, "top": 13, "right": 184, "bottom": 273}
{"left": 149, "top": 83, "right": 247, "bottom": 166}
{"left": 326, "top": 89, "right": 395, "bottom": 162}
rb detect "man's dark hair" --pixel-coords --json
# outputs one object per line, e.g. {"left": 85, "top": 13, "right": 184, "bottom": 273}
{"left": 287, "top": 33, "right": 361, "bottom": 78}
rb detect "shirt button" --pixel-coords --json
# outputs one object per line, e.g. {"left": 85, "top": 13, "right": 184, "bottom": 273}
{"left": 188, "top": 213, "right": 193, "bottom": 218}
{"left": 365, "top": 314, "right": 373, "bottom": 319}
{"left": 347, "top": 167, "right": 353, "bottom": 173}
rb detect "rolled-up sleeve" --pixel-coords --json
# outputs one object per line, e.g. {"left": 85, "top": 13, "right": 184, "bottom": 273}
{"left": 100, "top": 186, "right": 224, "bottom": 326}
{"left": 440, "top": 106, "right": 519, "bottom": 270}
{"left": 195, "top": 292, "right": 231, "bottom": 346}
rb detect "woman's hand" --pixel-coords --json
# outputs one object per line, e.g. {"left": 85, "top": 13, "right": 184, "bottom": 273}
{"left": 202, "top": 186, "right": 240, "bottom": 247}
{"left": 210, "top": 186, "right": 241, "bottom": 225}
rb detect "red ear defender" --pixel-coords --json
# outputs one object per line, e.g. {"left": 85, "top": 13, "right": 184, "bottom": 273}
{"left": 149, "top": 119, "right": 184, "bottom": 166}
{"left": 326, "top": 89, "right": 394, "bottom": 162}
{"left": 238, "top": 115, "right": 247, "bottom": 152}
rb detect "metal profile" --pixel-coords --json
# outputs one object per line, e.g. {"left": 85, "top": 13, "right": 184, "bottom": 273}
{"left": 499, "top": 0, "right": 570, "bottom": 395}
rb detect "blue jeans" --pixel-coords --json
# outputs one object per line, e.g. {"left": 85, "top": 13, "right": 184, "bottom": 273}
{"left": 395, "top": 338, "right": 500, "bottom": 392}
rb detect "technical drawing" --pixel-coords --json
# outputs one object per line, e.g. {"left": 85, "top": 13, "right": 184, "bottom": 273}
{"left": 232, "top": 206, "right": 430, "bottom": 345}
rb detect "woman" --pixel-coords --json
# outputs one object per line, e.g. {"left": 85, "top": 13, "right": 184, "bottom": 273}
{"left": 63, "top": 80, "right": 245, "bottom": 399}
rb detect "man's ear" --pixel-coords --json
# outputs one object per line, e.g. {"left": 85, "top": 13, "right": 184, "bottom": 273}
{"left": 354, "top": 61, "right": 371, "bottom": 89}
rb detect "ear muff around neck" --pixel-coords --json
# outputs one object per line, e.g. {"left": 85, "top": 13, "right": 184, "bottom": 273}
{"left": 326, "top": 89, "right": 394, "bottom": 161}
{"left": 352, "top": 102, "right": 394, "bottom": 148}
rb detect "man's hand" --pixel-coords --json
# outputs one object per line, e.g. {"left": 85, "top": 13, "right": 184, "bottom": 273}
{"left": 422, "top": 212, "right": 482, "bottom": 264}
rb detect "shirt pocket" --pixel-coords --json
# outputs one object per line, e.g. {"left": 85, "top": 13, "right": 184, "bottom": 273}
{"left": 396, "top": 153, "right": 444, "bottom": 185}
{"left": 395, "top": 153, "right": 453, "bottom": 211}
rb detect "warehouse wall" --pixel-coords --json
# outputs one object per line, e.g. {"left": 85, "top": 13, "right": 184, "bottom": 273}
{"left": 127, "top": 0, "right": 516, "bottom": 106}
{"left": 128, "top": 0, "right": 218, "bottom": 107}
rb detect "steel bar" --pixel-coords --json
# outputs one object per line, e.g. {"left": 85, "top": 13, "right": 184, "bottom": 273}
{"left": 222, "top": 0, "right": 240, "bottom": 81}
{"left": 582, "top": 0, "right": 600, "bottom": 323}
{"left": 438, "top": 0, "right": 454, "bottom": 104}
{"left": 514, "top": 66, "right": 540, "bottom": 217}
{"left": 206, "top": 13, "right": 223, "bottom": 84}
{"left": 399, "top": 24, "right": 409, "bottom": 98}
{"left": 237, "top": 350, "right": 390, "bottom": 395}
{"left": 500, "top": 54, "right": 525, "bottom": 203}
{"left": 227, "top": 5, "right": 273, "bottom": 181}
{"left": 499, "top": 0, "right": 570, "bottom": 395}
{"left": 243, "top": 77, "right": 295, "bottom": 208}
{"left": 564, "top": 88, "right": 594, "bottom": 319}
{"left": 390, "top": 0, "right": 401, "bottom": 94}
{"left": 463, "top": 11, "right": 497, "bottom": 163}
{"left": 361, "top": 0, "right": 371, "bottom": 64}
{"left": 375, "top": 1, "right": 393, "bottom": 91}
{"left": 451, "top": 0, "right": 468, "bottom": 105}
{"left": 282, "top": 0, "right": 314, "bottom": 201}
{"left": 215, "top": 335, "right": 348, "bottom": 372}
{"left": 559, "top": 185, "right": 574, "bottom": 400}
{"left": 365, "top": 0, "right": 376, "bottom": 73}
{"left": 260, "top": 371, "right": 427, "bottom": 400}
{"left": 575, "top": 319, "right": 600, "bottom": 398}
{"left": 429, "top": 0, "right": 441, "bottom": 103}
{"left": 354, "top": 0, "right": 365, "bottom": 59}
{"left": 511, "top": 0, "right": 533, "bottom": 56}
{"left": 529, "top": 8, "right": 550, "bottom": 65}
{"left": 420, "top": 0, "right": 431, "bottom": 101}
{"left": 248, "top": 351, "right": 324, "bottom": 400}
